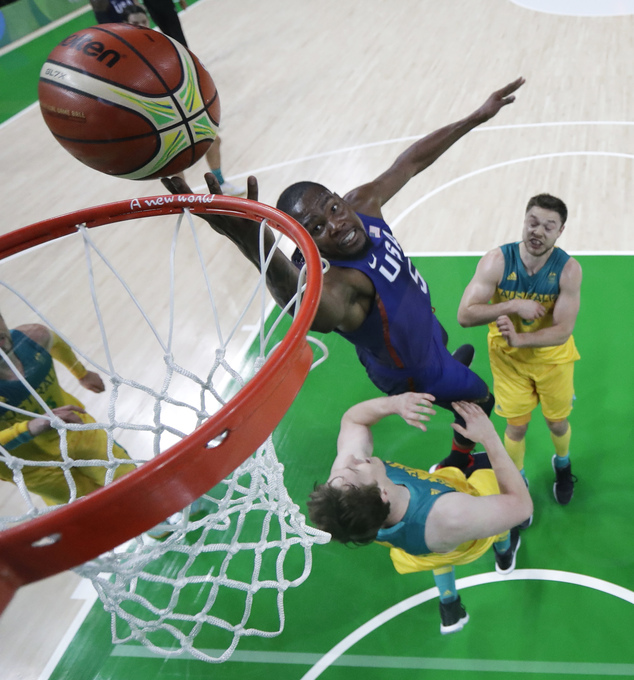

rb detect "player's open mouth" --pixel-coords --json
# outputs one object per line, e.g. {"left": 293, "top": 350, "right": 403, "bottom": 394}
{"left": 340, "top": 230, "right": 356, "bottom": 247}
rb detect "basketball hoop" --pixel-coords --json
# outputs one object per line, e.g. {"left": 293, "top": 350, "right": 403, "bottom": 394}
{"left": 0, "top": 194, "right": 329, "bottom": 661}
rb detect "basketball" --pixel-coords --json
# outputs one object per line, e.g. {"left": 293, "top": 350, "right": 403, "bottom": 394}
{"left": 38, "top": 24, "right": 220, "bottom": 180}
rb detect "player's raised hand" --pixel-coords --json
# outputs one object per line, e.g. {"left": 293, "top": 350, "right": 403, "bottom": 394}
{"left": 392, "top": 392, "right": 436, "bottom": 431}
{"left": 474, "top": 76, "right": 525, "bottom": 123}
{"left": 161, "top": 174, "right": 194, "bottom": 195}
{"left": 450, "top": 401, "right": 495, "bottom": 443}
{"left": 204, "top": 172, "right": 259, "bottom": 202}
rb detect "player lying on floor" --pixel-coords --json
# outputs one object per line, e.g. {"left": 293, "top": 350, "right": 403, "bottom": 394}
{"left": 307, "top": 395, "right": 532, "bottom": 634}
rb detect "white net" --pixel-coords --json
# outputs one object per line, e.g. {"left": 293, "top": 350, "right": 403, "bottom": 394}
{"left": 0, "top": 199, "right": 329, "bottom": 661}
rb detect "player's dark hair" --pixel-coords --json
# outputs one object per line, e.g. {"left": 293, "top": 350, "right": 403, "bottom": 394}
{"left": 525, "top": 193, "right": 568, "bottom": 225}
{"left": 276, "top": 181, "right": 329, "bottom": 219}
{"left": 307, "top": 482, "right": 390, "bottom": 545}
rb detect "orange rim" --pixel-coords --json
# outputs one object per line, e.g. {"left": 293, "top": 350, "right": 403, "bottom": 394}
{"left": 0, "top": 195, "right": 323, "bottom": 609}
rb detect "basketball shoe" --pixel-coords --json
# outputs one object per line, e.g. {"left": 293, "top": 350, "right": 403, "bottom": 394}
{"left": 439, "top": 596, "right": 469, "bottom": 635}
{"left": 552, "top": 456, "right": 577, "bottom": 505}
{"left": 451, "top": 344, "right": 475, "bottom": 367}
{"left": 429, "top": 451, "right": 474, "bottom": 474}
{"left": 495, "top": 527, "right": 521, "bottom": 575}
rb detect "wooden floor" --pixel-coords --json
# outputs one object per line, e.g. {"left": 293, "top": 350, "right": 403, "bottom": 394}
{"left": 1, "top": 0, "right": 634, "bottom": 677}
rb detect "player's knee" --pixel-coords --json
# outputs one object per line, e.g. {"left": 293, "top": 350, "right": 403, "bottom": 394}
{"left": 506, "top": 414, "right": 531, "bottom": 439}
{"left": 545, "top": 417, "right": 569, "bottom": 437}
{"left": 479, "top": 391, "right": 495, "bottom": 417}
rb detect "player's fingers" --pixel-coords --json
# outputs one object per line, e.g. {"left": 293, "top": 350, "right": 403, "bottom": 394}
{"left": 160, "top": 177, "right": 176, "bottom": 193}
{"left": 450, "top": 422, "right": 466, "bottom": 437}
{"left": 498, "top": 76, "right": 525, "bottom": 97}
{"left": 246, "top": 175, "right": 259, "bottom": 201}
{"left": 407, "top": 418, "right": 427, "bottom": 431}
{"left": 204, "top": 172, "right": 222, "bottom": 194}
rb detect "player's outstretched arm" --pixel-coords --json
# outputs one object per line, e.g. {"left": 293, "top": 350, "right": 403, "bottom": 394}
{"left": 344, "top": 77, "right": 525, "bottom": 218}
{"left": 161, "top": 174, "right": 368, "bottom": 334}
{"left": 19, "top": 325, "right": 107, "bottom": 393}
{"left": 162, "top": 172, "right": 311, "bottom": 311}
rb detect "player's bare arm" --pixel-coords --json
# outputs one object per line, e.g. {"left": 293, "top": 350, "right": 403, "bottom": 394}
{"left": 457, "top": 248, "right": 546, "bottom": 327}
{"left": 162, "top": 174, "right": 374, "bottom": 334}
{"left": 14, "top": 323, "right": 52, "bottom": 349}
{"left": 497, "top": 257, "right": 582, "bottom": 348}
{"left": 424, "top": 402, "right": 532, "bottom": 552}
{"left": 334, "top": 393, "right": 436, "bottom": 468}
{"left": 344, "top": 77, "right": 525, "bottom": 219}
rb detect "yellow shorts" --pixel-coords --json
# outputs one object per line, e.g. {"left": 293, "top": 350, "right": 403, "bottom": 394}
{"left": 0, "top": 416, "right": 135, "bottom": 506}
{"left": 489, "top": 346, "right": 576, "bottom": 421}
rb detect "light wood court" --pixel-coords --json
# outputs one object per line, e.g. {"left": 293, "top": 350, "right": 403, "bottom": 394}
{"left": 0, "top": 1, "right": 633, "bottom": 677}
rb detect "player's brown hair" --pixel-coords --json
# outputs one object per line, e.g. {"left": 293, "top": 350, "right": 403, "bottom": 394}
{"left": 307, "top": 481, "right": 390, "bottom": 545}
{"left": 525, "top": 193, "right": 568, "bottom": 225}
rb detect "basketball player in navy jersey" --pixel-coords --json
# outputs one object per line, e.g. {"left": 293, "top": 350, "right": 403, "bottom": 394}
{"left": 162, "top": 77, "right": 524, "bottom": 470}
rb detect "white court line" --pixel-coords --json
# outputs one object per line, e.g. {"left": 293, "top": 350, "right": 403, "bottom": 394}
{"left": 37, "top": 578, "right": 98, "bottom": 680}
{"left": 109, "top": 646, "right": 634, "bottom": 675}
{"left": 219, "top": 122, "right": 634, "bottom": 182}
{"left": 300, "top": 569, "right": 634, "bottom": 680}
{"left": 391, "top": 150, "right": 634, "bottom": 228}
{"left": 104, "top": 568, "right": 634, "bottom": 676}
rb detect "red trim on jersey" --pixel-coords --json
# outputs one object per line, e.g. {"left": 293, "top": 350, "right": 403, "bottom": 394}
{"left": 376, "top": 294, "right": 405, "bottom": 369}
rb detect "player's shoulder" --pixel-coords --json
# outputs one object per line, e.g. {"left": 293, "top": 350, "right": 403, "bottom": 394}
{"left": 476, "top": 246, "right": 506, "bottom": 278}
{"left": 342, "top": 184, "right": 383, "bottom": 219}
{"left": 325, "top": 261, "right": 375, "bottom": 295}
{"left": 561, "top": 254, "right": 582, "bottom": 284}
{"left": 13, "top": 323, "right": 51, "bottom": 348}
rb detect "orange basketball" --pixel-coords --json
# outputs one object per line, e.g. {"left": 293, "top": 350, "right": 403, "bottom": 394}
{"left": 38, "top": 24, "right": 220, "bottom": 180}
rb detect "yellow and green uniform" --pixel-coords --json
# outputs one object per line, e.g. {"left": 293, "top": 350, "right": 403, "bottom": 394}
{"left": 376, "top": 462, "right": 504, "bottom": 574}
{"left": 0, "top": 330, "right": 134, "bottom": 505}
{"left": 488, "top": 242, "right": 580, "bottom": 420}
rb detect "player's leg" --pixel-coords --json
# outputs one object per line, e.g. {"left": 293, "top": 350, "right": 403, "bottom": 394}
{"left": 539, "top": 362, "right": 577, "bottom": 505}
{"left": 433, "top": 566, "right": 469, "bottom": 634}
{"left": 504, "top": 417, "right": 530, "bottom": 477}
{"left": 488, "top": 344, "right": 537, "bottom": 477}
{"left": 427, "top": 336, "right": 495, "bottom": 471}
{"left": 493, "top": 527, "right": 521, "bottom": 574}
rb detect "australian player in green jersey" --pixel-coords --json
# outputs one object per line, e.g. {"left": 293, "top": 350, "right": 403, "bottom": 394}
{"left": 307, "top": 394, "right": 532, "bottom": 634}
{"left": 457, "top": 194, "right": 582, "bottom": 510}
{"left": 0, "top": 313, "right": 135, "bottom": 505}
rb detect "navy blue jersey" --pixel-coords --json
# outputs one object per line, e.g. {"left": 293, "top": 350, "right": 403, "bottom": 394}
{"left": 292, "top": 213, "right": 489, "bottom": 401}
{"left": 328, "top": 213, "right": 435, "bottom": 370}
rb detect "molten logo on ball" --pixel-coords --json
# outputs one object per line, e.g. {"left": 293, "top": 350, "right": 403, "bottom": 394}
{"left": 38, "top": 24, "right": 220, "bottom": 180}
